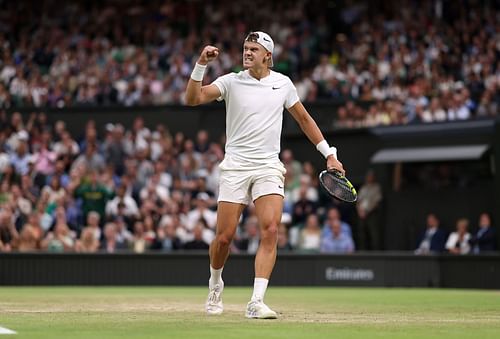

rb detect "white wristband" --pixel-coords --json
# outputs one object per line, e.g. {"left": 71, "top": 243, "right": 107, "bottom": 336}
{"left": 316, "top": 140, "right": 337, "bottom": 159}
{"left": 190, "top": 63, "right": 207, "bottom": 82}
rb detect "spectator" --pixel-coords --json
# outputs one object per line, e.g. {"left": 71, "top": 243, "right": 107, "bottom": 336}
{"left": 83, "top": 211, "right": 102, "bottom": 242}
{"left": 53, "top": 131, "right": 80, "bottom": 159}
{"left": 71, "top": 142, "right": 106, "bottom": 173}
{"left": 71, "top": 170, "right": 114, "bottom": 222}
{"left": 9, "top": 132, "right": 32, "bottom": 176}
{"left": 322, "top": 207, "right": 353, "bottom": 238}
{"left": 195, "top": 130, "right": 210, "bottom": 154}
{"left": 184, "top": 192, "right": 217, "bottom": 232}
{"left": 320, "top": 218, "right": 355, "bottom": 254}
{"left": 21, "top": 212, "right": 44, "bottom": 247}
{"left": 41, "top": 220, "right": 75, "bottom": 253}
{"left": 277, "top": 223, "right": 293, "bottom": 252}
{"left": 105, "top": 184, "right": 140, "bottom": 221}
{"left": 183, "top": 222, "right": 210, "bottom": 250}
{"left": 41, "top": 176, "right": 66, "bottom": 204}
{"left": 114, "top": 216, "right": 133, "bottom": 247}
{"left": 102, "top": 123, "right": 127, "bottom": 176}
{"left": 100, "top": 222, "right": 127, "bottom": 253}
{"left": 153, "top": 220, "right": 182, "bottom": 252}
{"left": 31, "top": 136, "right": 57, "bottom": 181}
{"left": 45, "top": 160, "right": 70, "bottom": 189}
{"left": 291, "top": 182, "right": 317, "bottom": 226}
{"left": 415, "top": 213, "right": 448, "bottom": 254}
{"left": 470, "top": 213, "right": 496, "bottom": 253}
{"left": 0, "top": 208, "right": 19, "bottom": 251}
{"left": 75, "top": 227, "right": 99, "bottom": 253}
{"left": 10, "top": 184, "right": 33, "bottom": 222}
{"left": 235, "top": 216, "right": 260, "bottom": 254}
{"left": 297, "top": 214, "right": 322, "bottom": 252}
{"left": 16, "top": 224, "right": 40, "bottom": 252}
{"left": 281, "top": 149, "right": 302, "bottom": 192}
{"left": 131, "top": 220, "right": 148, "bottom": 253}
{"left": 446, "top": 218, "right": 471, "bottom": 255}
{"left": 356, "top": 170, "right": 383, "bottom": 250}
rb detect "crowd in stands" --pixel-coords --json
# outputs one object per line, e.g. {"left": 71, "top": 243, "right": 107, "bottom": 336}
{"left": 0, "top": 111, "right": 496, "bottom": 254}
{"left": 0, "top": 0, "right": 498, "bottom": 127}
{"left": 0, "top": 111, "right": 354, "bottom": 253}
{"left": 415, "top": 212, "right": 496, "bottom": 255}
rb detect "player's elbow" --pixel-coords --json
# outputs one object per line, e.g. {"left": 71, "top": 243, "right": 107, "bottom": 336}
{"left": 184, "top": 95, "right": 200, "bottom": 106}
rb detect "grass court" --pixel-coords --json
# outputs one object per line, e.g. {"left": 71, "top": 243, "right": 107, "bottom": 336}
{"left": 0, "top": 287, "right": 499, "bottom": 338}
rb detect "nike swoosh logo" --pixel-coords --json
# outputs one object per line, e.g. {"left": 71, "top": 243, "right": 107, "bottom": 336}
{"left": 272, "top": 86, "right": 281, "bottom": 90}
{"left": 278, "top": 185, "right": 284, "bottom": 189}
{"left": 263, "top": 37, "right": 271, "bottom": 42}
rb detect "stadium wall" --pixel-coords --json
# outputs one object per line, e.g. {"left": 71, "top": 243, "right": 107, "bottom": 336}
{"left": 0, "top": 253, "right": 499, "bottom": 288}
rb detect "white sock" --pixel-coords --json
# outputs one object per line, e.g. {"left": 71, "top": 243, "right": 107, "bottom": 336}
{"left": 209, "top": 266, "right": 223, "bottom": 288}
{"left": 251, "top": 277, "right": 269, "bottom": 301}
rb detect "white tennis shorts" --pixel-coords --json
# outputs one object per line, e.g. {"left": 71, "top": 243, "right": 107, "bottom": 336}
{"left": 217, "top": 164, "right": 286, "bottom": 205}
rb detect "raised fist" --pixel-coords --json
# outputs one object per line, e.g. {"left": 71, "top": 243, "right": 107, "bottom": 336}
{"left": 198, "top": 45, "right": 219, "bottom": 64}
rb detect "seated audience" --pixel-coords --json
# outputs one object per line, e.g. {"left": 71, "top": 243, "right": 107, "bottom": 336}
{"left": 470, "top": 212, "right": 496, "bottom": 253}
{"left": 415, "top": 213, "right": 447, "bottom": 254}
{"left": 445, "top": 218, "right": 471, "bottom": 255}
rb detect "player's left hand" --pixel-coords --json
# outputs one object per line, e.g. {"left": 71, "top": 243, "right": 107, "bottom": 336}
{"left": 327, "top": 155, "right": 345, "bottom": 176}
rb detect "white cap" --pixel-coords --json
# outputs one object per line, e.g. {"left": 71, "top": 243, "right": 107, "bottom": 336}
{"left": 246, "top": 31, "right": 274, "bottom": 67}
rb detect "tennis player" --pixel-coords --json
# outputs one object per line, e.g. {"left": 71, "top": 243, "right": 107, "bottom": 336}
{"left": 185, "top": 31, "right": 344, "bottom": 319}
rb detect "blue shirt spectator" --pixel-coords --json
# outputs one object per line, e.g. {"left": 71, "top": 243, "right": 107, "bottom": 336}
{"left": 320, "top": 219, "right": 355, "bottom": 254}
{"left": 321, "top": 207, "right": 352, "bottom": 238}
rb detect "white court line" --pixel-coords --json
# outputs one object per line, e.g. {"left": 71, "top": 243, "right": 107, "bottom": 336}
{"left": 0, "top": 326, "right": 16, "bottom": 335}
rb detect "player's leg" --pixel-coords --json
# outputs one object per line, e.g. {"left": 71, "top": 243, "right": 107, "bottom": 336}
{"left": 254, "top": 194, "right": 282, "bottom": 279}
{"left": 210, "top": 201, "right": 246, "bottom": 269}
{"left": 206, "top": 201, "right": 245, "bottom": 315}
{"left": 246, "top": 193, "right": 283, "bottom": 319}
{"left": 206, "top": 165, "right": 250, "bottom": 315}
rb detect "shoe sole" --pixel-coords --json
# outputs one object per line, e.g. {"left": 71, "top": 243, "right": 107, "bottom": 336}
{"left": 245, "top": 313, "right": 277, "bottom": 319}
{"left": 207, "top": 310, "right": 223, "bottom": 315}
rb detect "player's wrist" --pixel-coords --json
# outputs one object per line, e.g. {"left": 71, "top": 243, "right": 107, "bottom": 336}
{"left": 316, "top": 140, "right": 337, "bottom": 159}
{"left": 197, "top": 57, "right": 208, "bottom": 65}
{"left": 191, "top": 63, "right": 207, "bottom": 82}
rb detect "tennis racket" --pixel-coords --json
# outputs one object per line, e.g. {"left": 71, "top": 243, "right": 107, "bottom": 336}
{"left": 319, "top": 170, "right": 357, "bottom": 203}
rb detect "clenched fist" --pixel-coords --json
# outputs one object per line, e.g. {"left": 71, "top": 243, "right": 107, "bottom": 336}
{"left": 198, "top": 45, "right": 219, "bottom": 65}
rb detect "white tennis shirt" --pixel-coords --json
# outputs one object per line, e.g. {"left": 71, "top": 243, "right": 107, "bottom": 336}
{"left": 213, "top": 70, "right": 299, "bottom": 170}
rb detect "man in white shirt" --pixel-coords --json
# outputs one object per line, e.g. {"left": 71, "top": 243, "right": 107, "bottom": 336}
{"left": 185, "top": 31, "right": 344, "bottom": 319}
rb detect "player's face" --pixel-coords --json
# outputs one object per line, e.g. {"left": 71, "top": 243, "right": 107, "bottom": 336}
{"left": 243, "top": 41, "right": 269, "bottom": 69}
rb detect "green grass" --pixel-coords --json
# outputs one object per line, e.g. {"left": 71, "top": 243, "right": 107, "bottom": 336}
{"left": 0, "top": 287, "right": 499, "bottom": 338}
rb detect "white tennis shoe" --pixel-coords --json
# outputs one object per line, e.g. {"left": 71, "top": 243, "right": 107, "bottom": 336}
{"left": 245, "top": 299, "right": 277, "bottom": 319}
{"left": 206, "top": 281, "right": 224, "bottom": 315}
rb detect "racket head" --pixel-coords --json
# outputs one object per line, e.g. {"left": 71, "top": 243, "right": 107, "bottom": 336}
{"left": 319, "top": 170, "right": 358, "bottom": 203}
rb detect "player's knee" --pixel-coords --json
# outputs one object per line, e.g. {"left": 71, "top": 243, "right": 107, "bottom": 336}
{"left": 261, "top": 222, "right": 279, "bottom": 241}
{"left": 216, "top": 232, "right": 233, "bottom": 247}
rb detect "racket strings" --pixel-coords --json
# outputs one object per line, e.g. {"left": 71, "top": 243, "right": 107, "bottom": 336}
{"left": 319, "top": 171, "right": 357, "bottom": 202}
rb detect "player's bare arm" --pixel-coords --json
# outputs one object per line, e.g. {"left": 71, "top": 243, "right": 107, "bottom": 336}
{"left": 287, "top": 101, "right": 345, "bottom": 175}
{"left": 185, "top": 45, "right": 222, "bottom": 106}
